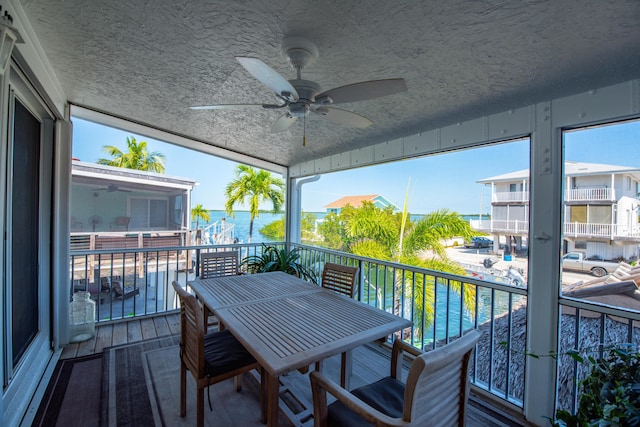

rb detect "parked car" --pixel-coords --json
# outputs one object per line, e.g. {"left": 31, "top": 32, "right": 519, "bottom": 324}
{"left": 465, "top": 237, "right": 493, "bottom": 249}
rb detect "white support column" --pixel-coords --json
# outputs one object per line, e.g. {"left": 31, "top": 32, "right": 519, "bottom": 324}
{"left": 611, "top": 204, "right": 616, "bottom": 239}
{"left": 286, "top": 174, "right": 320, "bottom": 245}
{"left": 611, "top": 173, "right": 615, "bottom": 200}
{"left": 524, "top": 102, "right": 562, "bottom": 425}
{"left": 286, "top": 174, "right": 298, "bottom": 245}
{"left": 53, "top": 118, "right": 72, "bottom": 348}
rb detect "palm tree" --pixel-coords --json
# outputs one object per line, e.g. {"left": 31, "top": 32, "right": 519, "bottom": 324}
{"left": 224, "top": 165, "right": 285, "bottom": 243}
{"left": 319, "top": 201, "right": 475, "bottom": 340}
{"left": 97, "top": 136, "right": 166, "bottom": 173}
{"left": 191, "top": 204, "right": 210, "bottom": 229}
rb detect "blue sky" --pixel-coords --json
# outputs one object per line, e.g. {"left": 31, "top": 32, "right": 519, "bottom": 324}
{"left": 72, "top": 117, "right": 639, "bottom": 214}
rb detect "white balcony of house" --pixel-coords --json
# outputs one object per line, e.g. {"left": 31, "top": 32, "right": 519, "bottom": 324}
{"left": 564, "top": 222, "right": 640, "bottom": 240}
{"left": 492, "top": 191, "right": 529, "bottom": 203}
{"left": 492, "top": 187, "right": 615, "bottom": 204}
{"left": 470, "top": 219, "right": 529, "bottom": 234}
{"left": 473, "top": 220, "right": 640, "bottom": 240}
{"left": 564, "top": 187, "right": 615, "bottom": 202}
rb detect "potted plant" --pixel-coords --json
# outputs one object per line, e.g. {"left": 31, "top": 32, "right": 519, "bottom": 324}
{"left": 242, "top": 244, "right": 317, "bottom": 284}
{"left": 552, "top": 346, "right": 640, "bottom": 427}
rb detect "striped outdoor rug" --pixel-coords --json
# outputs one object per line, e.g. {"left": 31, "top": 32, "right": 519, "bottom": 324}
{"left": 101, "top": 334, "right": 287, "bottom": 426}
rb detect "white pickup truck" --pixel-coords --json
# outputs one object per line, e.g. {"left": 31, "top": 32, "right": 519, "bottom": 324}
{"left": 562, "top": 252, "right": 620, "bottom": 277}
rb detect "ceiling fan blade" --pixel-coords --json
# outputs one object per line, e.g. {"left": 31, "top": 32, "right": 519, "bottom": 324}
{"left": 189, "top": 104, "right": 266, "bottom": 110}
{"left": 315, "top": 78, "right": 407, "bottom": 105}
{"left": 271, "top": 114, "right": 297, "bottom": 133}
{"left": 313, "top": 107, "right": 373, "bottom": 128}
{"left": 235, "top": 57, "right": 299, "bottom": 102}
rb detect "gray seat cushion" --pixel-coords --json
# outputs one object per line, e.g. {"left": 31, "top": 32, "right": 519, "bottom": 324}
{"left": 327, "top": 376, "right": 405, "bottom": 426}
{"left": 203, "top": 329, "right": 257, "bottom": 377}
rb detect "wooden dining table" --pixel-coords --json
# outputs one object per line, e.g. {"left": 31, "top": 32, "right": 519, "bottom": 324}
{"left": 188, "top": 271, "right": 411, "bottom": 426}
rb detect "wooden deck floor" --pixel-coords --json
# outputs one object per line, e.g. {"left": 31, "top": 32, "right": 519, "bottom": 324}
{"left": 61, "top": 312, "right": 531, "bottom": 426}
{"left": 61, "top": 311, "right": 180, "bottom": 359}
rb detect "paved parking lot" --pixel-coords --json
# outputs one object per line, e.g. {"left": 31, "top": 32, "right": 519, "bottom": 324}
{"left": 445, "top": 246, "right": 595, "bottom": 286}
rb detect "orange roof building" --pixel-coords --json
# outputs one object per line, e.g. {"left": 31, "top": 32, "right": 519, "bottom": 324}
{"left": 323, "top": 194, "right": 398, "bottom": 214}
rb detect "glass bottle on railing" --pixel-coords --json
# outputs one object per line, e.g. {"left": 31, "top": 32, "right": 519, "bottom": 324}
{"left": 69, "top": 291, "right": 96, "bottom": 342}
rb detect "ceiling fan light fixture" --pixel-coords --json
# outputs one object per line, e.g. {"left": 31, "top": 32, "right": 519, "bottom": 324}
{"left": 289, "top": 102, "right": 310, "bottom": 118}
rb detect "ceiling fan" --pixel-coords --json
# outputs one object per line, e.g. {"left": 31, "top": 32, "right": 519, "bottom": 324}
{"left": 98, "top": 184, "right": 132, "bottom": 193}
{"left": 190, "top": 37, "right": 407, "bottom": 143}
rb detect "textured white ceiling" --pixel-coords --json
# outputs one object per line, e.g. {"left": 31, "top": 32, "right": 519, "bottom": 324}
{"left": 20, "top": 0, "right": 640, "bottom": 166}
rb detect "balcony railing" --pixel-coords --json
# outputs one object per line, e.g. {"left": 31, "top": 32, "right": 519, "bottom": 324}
{"left": 493, "top": 191, "right": 529, "bottom": 203}
{"left": 470, "top": 219, "right": 529, "bottom": 234}
{"left": 565, "top": 187, "right": 614, "bottom": 201}
{"left": 70, "top": 230, "right": 190, "bottom": 252}
{"left": 69, "top": 242, "right": 280, "bottom": 321}
{"left": 564, "top": 222, "right": 613, "bottom": 238}
{"left": 556, "top": 297, "right": 640, "bottom": 414}
{"left": 492, "top": 188, "right": 615, "bottom": 203}
{"left": 69, "top": 241, "right": 640, "bottom": 418}
{"left": 472, "top": 220, "right": 640, "bottom": 239}
{"left": 564, "top": 222, "right": 640, "bottom": 239}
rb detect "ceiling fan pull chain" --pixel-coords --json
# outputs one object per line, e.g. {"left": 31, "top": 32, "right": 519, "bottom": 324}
{"left": 303, "top": 115, "right": 307, "bottom": 146}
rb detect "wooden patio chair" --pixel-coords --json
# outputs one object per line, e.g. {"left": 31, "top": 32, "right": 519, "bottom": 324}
{"left": 321, "top": 262, "right": 359, "bottom": 297}
{"left": 171, "top": 281, "right": 262, "bottom": 427}
{"left": 315, "top": 262, "right": 359, "bottom": 386}
{"left": 310, "top": 329, "right": 481, "bottom": 427}
{"left": 200, "top": 250, "right": 241, "bottom": 278}
{"left": 199, "top": 250, "right": 242, "bottom": 329}
{"left": 109, "top": 216, "right": 130, "bottom": 231}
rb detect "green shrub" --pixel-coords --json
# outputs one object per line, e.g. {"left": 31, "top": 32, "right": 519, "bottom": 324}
{"left": 553, "top": 347, "right": 640, "bottom": 427}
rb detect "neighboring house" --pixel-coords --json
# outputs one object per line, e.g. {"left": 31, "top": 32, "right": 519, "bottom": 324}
{"left": 472, "top": 161, "right": 640, "bottom": 260}
{"left": 323, "top": 194, "right": 398, "bottom": 214}
{"left": 71, "top": 160, "right": 197, "bottom": 234}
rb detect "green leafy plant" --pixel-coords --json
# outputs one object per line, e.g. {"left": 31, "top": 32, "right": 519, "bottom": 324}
{"left": 242, "top": 244, "right": 317, "bottom": 284}
{"left": 500, "top": 341, "right": 640, "bottom": 426}
{"left": 552, "top": 346, "right": 640, "bottom": 427}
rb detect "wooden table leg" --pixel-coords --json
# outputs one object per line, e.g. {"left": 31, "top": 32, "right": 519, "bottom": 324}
{"left": 260, "top": 368, "right": 267, "bottom": 423}
{"left": 267, "top": 373, "right": 280, "bottom": 426}
{"left": 340, "top": 350, "right": 353, "bottom": 390}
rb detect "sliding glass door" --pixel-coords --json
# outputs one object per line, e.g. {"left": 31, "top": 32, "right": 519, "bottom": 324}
{"left": 10, "top": 99, "right": 42, "bottom": 368}
{"left": 2, "top": 66, "right": 54, "bottom": 424}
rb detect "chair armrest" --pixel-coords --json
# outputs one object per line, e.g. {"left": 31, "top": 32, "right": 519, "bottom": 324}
{"left": 309, "top": 371, "right": 406, "bottom": 427}
{"left": 391, "top": 340, "right": 423, "bottom": 379}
